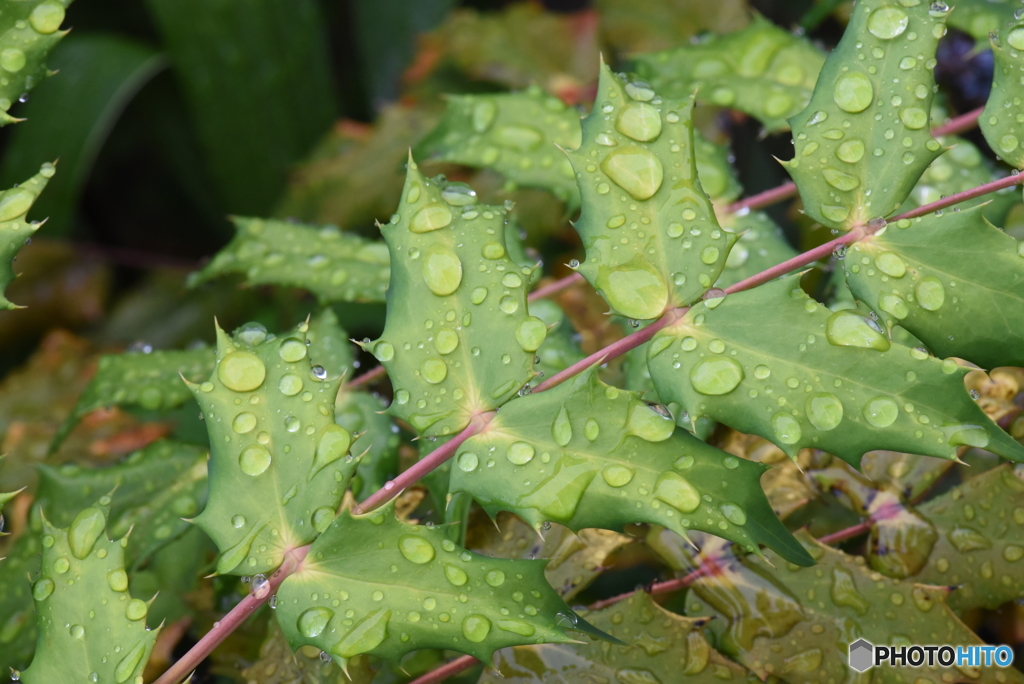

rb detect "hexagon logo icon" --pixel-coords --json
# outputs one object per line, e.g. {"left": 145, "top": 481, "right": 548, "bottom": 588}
{"left": 849, "top": 639, "right": 874, "bottom": 672}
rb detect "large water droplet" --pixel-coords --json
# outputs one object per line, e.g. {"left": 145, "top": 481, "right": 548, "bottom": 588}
{"left": 462, "top": 614, "right": 492, "bottom": 643}
{"left": 125, "top": 599, "right": 148, "bottom": 621}
{"left": 585, "top": 418, "right": 600, "bottom": 441}
{"left": 494, "top": 125, "right": 543, "bottom": 151}
{"left": 914, "top": 276, "right": 945, "bottom": 310}
{"left": 654, "top": 472, "right": 700, "bottom": 512}
{"left": 29, "top": 1, "right": 65, "bottom": 34}
{"left": 601, "top": 466, "right": 635, "bottom": 487}
{"left": 506, "top": 442, "right": 535, "bottom": 465}
{"left": 689, "top": 357, "right": 744, "bottom": 395}
{"left": 899, "top": 107, "right": 928, "bottom": 130}
{"left": 279, "top": 373, "right": 303, "bottom": 396}
{"left": 946, "top": 426, "right": 989, "bottom": 448}
{"left": 1008, "top": 28, "right": 1024, "bottom": 51}
{"left": 596, "top": 258, "right": 669, "bottom": 320}
{"left": 615, "top": 103, "right": 662, "bottom": 142}
{"left": 498, "top": 618, "right": 536, "bottom": 636}
{"left": 279, "top": 338, "right": 307, "bottom": 362}
{"left": 833, "top": 71, "right": 874, "bottom": 113}
{"left": 331, "top": 609, "right": 391, "bottom": 658}
{"left": 626, "top": 404, "right": 675, "bottom": 441}
{"left": 806, "top": 393, "right": 844, "bottom": 431}
{"left": 720, "top": 503, "right": 747, "bottom": 525}
{"left": 867, "top": 6, "right": 909, "bottom": 39}
{"left": 836, "top": 139, "right": 865, "bottom": 163}
{"left": 114, "top": 641, "right": 148, "bottom": 683}
{"left": 298, "top": 607, "right": 334, "bottom": 638}
{"left": 516, "top": 316, "right": 547, "bottom": 352}
{"left": 552, "top": 407, "right": 572, "bottom": 446}
{"left": 232, "top": 412, "right": 257, "bottom": 434}
{"left": 830, "top": 567, "right": 870, "bottom": 614}
{"left": 457, "top": 452, "right": 479, "bottom": 471}
{"left": 0, "top": 48, "right": 25, "bottom": 73}
{"left": 410, "top": 204, "right": 452, "bottom": 233}
{"left": 422, "top": 246, "right": 463, "bottom": 296}
{"left": 825, "top": 310, "right": 890, "bottom": 351}
{"left": 313, "top": 424, "right": 352, "bottom": 474}
{"left": 421, "top": 358, "right": 448, "bottom": 384}
{"left": 239, "top": 445, "right": 272, "bottom": 476}
{"left": 68, "top": 507, "right": 105, "bottom": 559}
{"left": 0, "top": 188, "right": 35, "bottom": 222}
{"left": 879, "top": 293, "right": 909, "bottom": 320}
{"left": 863, "top": 396, "right": 899, "bottom": 427}
{"left": 219, "top": 351, "right": 266, "bottom": 392}
{"left": 485, "top": 569, "right": 505, "bottom": 586}
{"left": 600, "top": 147, "right": 664, "bottom": 200}
{"left": 444, "top": 564, "right": 469, "bottom": 586}
{"left": 771, "top": 412, "right": 802, "bottom": 445}
{"left": 823, "top": 169, "right": 860, "bottom": 191}
{"left": 472, "top": 101, "right": 496, "bottom": 133}
{"left": 32, "top": 578, "right": 54, "bottom": 601}
{"left": 398, "top": 535, "right": 436, "bottom": 564}
{"left": 874, "top": 252, "right": 906, "bottom": 277}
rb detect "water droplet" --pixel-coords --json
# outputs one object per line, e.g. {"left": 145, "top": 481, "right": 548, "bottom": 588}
{"left": 700, "top": 246, "right": 720, "bottom": 264}
{"left": 600, "top": 147, "right": 664, "bottom": 200}
{"left": 823, "top": 169, "right": 860, "bottom": 191}
{"left": 505, "top": 441, "right": 535, "bottom": 465}
{"left": 278, "top": 338, "right": 307, "bottom": 362}
{"left": 0, "top": 48, "right": 25, "bottom": 73}
{"left": 29, "top": 1, "right": 65, "bottom": 34}
{"left": 410, "top": 203, "right": 452, "bottom": 233}
{"left": 874, "top": 252, "right": 906, "bottom": 277}
{"left": 626, "top": 404, "right": 675, "bottom": 441}
{"left": 805, "top": 393, "right": 844, "bottom": 431}
{"left": 500, "top": 295, "right": 520, "bottom": 314}
{"left": 298, "top": 607, "right": 334, "bottom": 639}
{"left": 771, "top": 412, "right": 802, "bottom": 445}
{"left": 863, "top": 396, "right": 899, "bottom": 427}
{"left": 472, "top": 101, "right": 496, "bottom": 132}
{"left": 825, "top": 310, "right": 890, "bottom": 351}
{"left": 422, "top": 246, "right": 463, "bottom": 296}
{"left": 689, "top": 357, "right": 744, "bottom": 395}
{"left": 231, "top": 515, "right": 246, "bottom": 529}
{"left": 615, "top": 103, "right": 662, "bottom": 142}
{"left": 239, "top": 445, "right": 272, "bottom": 476}
{"left": 914, "top": 276, "right": 945, "bottom": 310}
{"left": 833, "top": 71, "right": 874, "bottom": 113}
{"left": 312, "top": 424, "right": 351, "bottom": 475}
{"left": 32, "top": 578, "right": 54, "bottom": 601}
{"left": 331, "top": 609, "right": 391, "bottom": 658}
{"left": 596, "top": 258, "right": 669, "bottom": 319}
{"left": 820, "top": 204, "right": 850, "bottom": 223}
{"left": 585, "top": 418, "right": 600, "bottom": 441}
{"left": 125, "top": 599, "right": 147, "bottom": 621}
{"left": 830, "top": 567, "right": 870, "bottom": 614}
{"left": 654, "top": 472, "right": 700, "bottom": 512}
{"left": 421, "top": 358, "right": 448, "bottom": 384}
{"left": 1003, "top": 545, "right": 1024, "bottom": 562}
{"left": 494, "top": 125, "right": 543, "bottom": 151}
{"left": 899, "top": 107, "right": 928, "bottom": 130}
{"left": 720, "top": 503, "right": 747, "bottom": 525}
{"left": 232, "top": 412, "right": 257, "bottom": 434}
{"left": 485, "top": 569, "right": 505, "bottom": 586}
{"left": 68, "top": 507, "right": 105, "bottom": 560}
{"left": 867, "top": 6, "right": 909, "bottom": 39}
{"left": 457, "top": 452, "right": 479, "bottom": 471}
{"left": 602, "top": 466, "right": 635, "bottom": 487}
{"left": 879, "top": 293, "right": 909, "bottom": 320}
{"left": 219, "top": 352, "right": 266, "bottom": 392}
{"left": 279, "top": 373, "right": 303, "bottom": 396}
{"left": 1008, "top": 28, "right": 1024, "bottom": 51}
{"left": 946, "top": 426, "right": 989, "bottom": 448}
{"left": 441, "top": 183, "right": 477, "bottom": 206}
{"left": 398, "top": 535, "right": 436, "bottom": 564}
{"left": 444, "top": 564, "right": 469, "bottom": 586}
{"left": 552, "top": 407, "right": 573, "bottom": 446}
{"left": 836, "top": 139, "right": 865, "bottom": 163}
{"left": 515, "top": 317, "right": 547, "bottom": 352}
{"left": 114, "top": 641, "right": 148, "bottom": 683}
{"left": 497, "top": 618, "right": 536, "bottom": 636}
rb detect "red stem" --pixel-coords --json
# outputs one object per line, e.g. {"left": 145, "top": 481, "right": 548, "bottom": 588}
{"left": 347, "top": 364, "right": 386, "bottom": 389}
{"left": 817, "top": 521, "right": 872, "bottom": 545}
{"left": 726, "top": 182, "right": 798, "bottom": 214}
{"left": 723, "top": 228, "right": 865, "bottom": 295}
{"left": 151, "top": 547, "right": 309, "bottom": 684}
{"left": 528, "top": 272, "right": 585, "bottom": 301}
{"left": 931, "top": 106, "right": 983, "bottom": 137}
{"left": 407, "top": 655, "right": 480, "bottom": 684}
{"left": 890, "top": 173, "right": 1024, "bottom": 221}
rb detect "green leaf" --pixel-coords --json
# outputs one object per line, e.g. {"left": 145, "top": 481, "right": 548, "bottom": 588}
{"left": 529, "top": 299, "right": 585, "bottom": 381}
{"left": 595, "top": 0, "right": 749, "bottom": 55}
{"left": 981, "top": 20, "right": 1024, "bottom": 168}
{"left": 685, "top": 531, "right": 1020, "bottom": 684}
{"left": 786, "top": 0, "right": 946, "bottom": 230}
{"left": 449, "top": 368, "right": 813, "bottom": 567}
{"left": 363, "top": 162, "right": 540, "bottom": 436}
{"left": 0, "top": 0, "right": 71, "bottom": 126}
{"left": 189, "top": 320, "right": 355, "bottom": 575}
{"left": 335, "top": 388, "right": 400, "bottom": 501}
{"left": 647, "top": 276, "right": 1024, "bottom": 466}
{"left": 898, "top": 136, "right": 1018, "bottom": 221}
{"left": 189, "top": 217, "right": 391, "bottom": 304}
{"left": 36, "top": 440, "right": 208, "bottom": 567}
{"left": 0, "top": 164, "right": 54, "bottom": 308}
{"left": 694, "top": 131, "right": 743, "bottom": 204}
{"left": 0, "top": 532, "right": 41, "bottom": 674}
{"left": 242, "top": 618, "right": 357, "bottom": 684}
{"left": 860, "top": 450, "right": 953, "bottom": 502}
{"left": 415, "top": 88, "right": 583, "bottom": 208}
{"left": 20, "top": 503, "right": 160, "bottom": 684}
{"left": 482, "top": 591, "right": 750, "bottom": 683}
{"left": 0, "top": 34, "right": 165, "bottom": 235}
{"left": 715, "top": 210, "right": 798, "bottom": 289}
{"left": 51, "top": 346, "right": 215, "bottom": 451}
{"left": 842, "top": 207, "right": 1024, "bottom": 369}
{"left": 144, "top": 0, "right": 337, "bottom": 215}
{"left": 275, "top": 507, "right": 592, "bottom": 670}
{"left": 892, "top": 463, "right": 1024, "bottom": 611}
{"left": 566, "top": 63, "right": 735, "bottom": 320}
{"left": 945, "top": 0, "right": 1019, "bottom": 42}
{"left": 633, "top": 15, "right": 825, "bottom": 132}
{"left": 306, "top": 308, "right": 355, "bottom": 379}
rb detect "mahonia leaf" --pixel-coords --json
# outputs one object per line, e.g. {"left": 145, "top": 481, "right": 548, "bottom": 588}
{"left": 189, "top": 320, "right": 355, "bottom": 575}
{"left": 306, "top": 308, "right": 355, "bottom": 379}
{"left": 945, "top": 0, "right": 1019, "bottom": 41}
{"left": 449, "top": 368, "right": 814, "bottom": 566}
{"left": 189, "top": 217, "right": 391, "bottom": 304}
{"left": 842, "top": 207, "right": 1024, "bottom": 369}
{"left": 860, "top": 450, "right": 953, "bottom": 502}
{"left": 981, "top": 20, "right": 1024, "bottom": 168}
{"left": 275, "top": 506, "right": 595, "bottom": 671}
{"left": 363, "top": 161, "right": 541, "bottom": 436}
{"left": 714, "top": 210, "right": 797, "bottom": 289}
{"left": 36, "top": 440, "right": 208, "bottom": 567}
{"left": 529, "top": 299, "right": 585, "bottom": 381}
{"left": 481, "top": 591, "right": 751, "bottom": 683}
{"left": 51, "top": 346, "right": 214, "bottom": 451}
{"left": 566, "top": 63, "right": 735, "bottom": 319}
{"left": 0, "top": 0, "right": 70, "bottom": 126}
{"left": 20, "top": 503, "right": 160, "bottom": 684}
{"left": 0, "top": 163, "right": 54, "bottom": 308}
{"left": 896, "top": 463, "right": 1024, "bottom": 611}
{"left": 241, "top": 619, "right": 360, "bottom": 684}
{"left": 633, "top": 15, "right": 825, "bottom": 132}
{"left": 786, "top": 0, "right": 947, "bottom": 230}
{"left": 694, "top": 132, "right": 743, "bottom": 204}
{"left": 0, "top": 532, "right": 41, "bottom": 673}
{"left": 899, "top": 136, "right": 1018, "bottom": 221}
{"left": 415, "top": 88, "right": 583, "bottom": 208}
{"left": 647, "top": 276, "right": 1024, "bottom": 466}
{"left": 685, "top": 531, "right": 1021, "bottom": 684}
{"left": 335, "top": 388, "right": 400, "bottom": 500}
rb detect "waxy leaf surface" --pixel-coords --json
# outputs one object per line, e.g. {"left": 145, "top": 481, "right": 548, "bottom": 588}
{"left": 0, "top": 532, "right": 41, "bottom": 673}
{"left": 450, "top": 368, "right": 813, "bottom": 566}
{"left": 0, "top": 0, "right": 71, "bottom": 126}
{"left": 276, "top": 507, "right": 591, "bottom": 669}
{"left": 843, "top": 208, "right": 1024, "bottom": 369}
{"left": 189, "top": 217, "right": 391, "bottom": 304}
{"left": 647, "top": 276, "right": 1024, "bottom": 466}
{"left": 566, "top": 63, "right": 734, "bottom": 319}
{"left": 787, "top": 0, "right": 946, "bottom": 230}
{"left": 366, "top": 163, "right": 540, "bottom": 436}
{"left": 20, "top": 504, "right": 159, "bottom": 684}
{"left": 633, "top": 15, "right": 825, "bottom": 132}
{"left": 481, "top": 592, "right": 750, "bottom": 684}
{"left": 335, "top": 388, "right": 400, "bottom": 501}
{"left": 685, "top": 532, "right": 1022, "bottom": 684}
{"left": 982, "top": 20, "right": 1024, "bottom": 168}
{"left": 715, "top": 210, "right": 797, "bottom": 289}
{"left": 190, "top": 321, "right": 354, "bottom": 575}
{"left": 0, "top": 164, "right": 53, "bottom": 307}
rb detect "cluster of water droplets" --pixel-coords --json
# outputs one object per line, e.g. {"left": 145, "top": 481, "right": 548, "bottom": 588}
{"left": 0, "top": 2, "right": 66, "bottom": 116}
{"left": 980, "top": 14, "right": 1024, "bottom": 166}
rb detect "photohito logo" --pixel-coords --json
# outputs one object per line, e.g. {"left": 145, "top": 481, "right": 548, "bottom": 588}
{"left": 848, "top": 639, "right": 1015, "bottom": 672}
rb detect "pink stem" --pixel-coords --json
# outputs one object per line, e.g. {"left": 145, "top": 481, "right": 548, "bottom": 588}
{"left": 351, "top": 413, "right": 494, "bottom": 515}
{"left": 726, "top": 182, "right": 798, "bottom": 214}
{"left": 890, "top": 173, "right": 1024, "bottom": 221}
{"left": 347, "top": 364, "right": 387, "bottom": 389}
{"left": 407, "top": 655, "right": 480, "bottom": 684}
{"left": 151, "top": 547, "right": 309, "bottom": 684}
{"left": 723, "top": 228, "right": 865, "bottom": 295}
{"left": 817, "top": 521, "right": 872, "bottom": 545}
{"left": 528, "top": 272, "right": 585, "bottom": 301}
{"left": 931, "top": 106, "right": 983, "bottom": 137}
